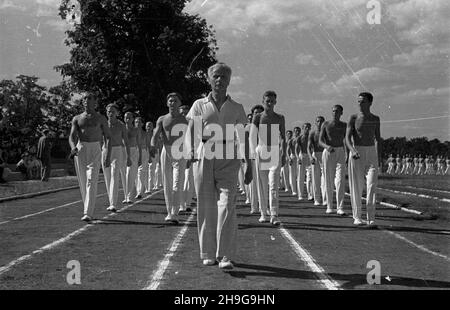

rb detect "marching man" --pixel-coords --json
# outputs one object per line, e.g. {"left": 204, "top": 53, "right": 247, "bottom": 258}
{"left": 69, "top": 92, "right": 111, "bottom": 222}
{"left": 346, "top": 92, "right": 382, "bottom": 227}
{"left": 152, "top": 92, "right": 187, "bottom": 224}
{"left": 186, "top": 63, "right": 252, "bottom": 269}
{"left": 308, "top": 116, "right": 327, "bottom": 206}
{"left": 319, "top": 105, "right": 347, "bottom": 215}
{"left": 102, "top": 103, "right": 130, "bottom": 212}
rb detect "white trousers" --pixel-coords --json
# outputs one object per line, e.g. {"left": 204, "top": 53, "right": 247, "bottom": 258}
{"left": 74, "top": 141, "right": 101, "bottom": 217}
{"left": 288, "top": 157, "right": 297, "bottom": 194}
{"left": 322, "top": 148, "right": 346, "bottom": 211}
{"left": 348, "top": 146, "right": 378, "bottom": 222}
{"left": 102, "top": 146, "right": 125, "bottom": 208}
{"left": 248, "top": 159, "right": 259, "bottom": 212}
{"left": 193, "top": 142, "right": 240, "bottom": 260}
{"left": 387, "top": 163, "right": 394, "bottom": 174}
{"left": 136, "top": 149, "right": 149, "bottom": 196}
{"left": 311, "top": 151, "right": 326, "bottom": 204}
{"left": 255, "top": 145, "right": 281, "bottom": 216}
{"left": 280, "top": 162, "right": 290, "bottom": 192}
{"left": 161, "top": 145, "right": 186, "bottom": 217}
{"left": 395, "top": 163, "right": 402, "bottom": 174}
{"left": 148, "top": 150, "right": 158, "bottom": 190}
{"left": 298, "top": 153, "right": 312, "bottom": 199}
{"left": 125, "top": 147, "right": 139, "bottom": 201}
{"left": 182, "top": 166, "right": 195, "bottom": 209}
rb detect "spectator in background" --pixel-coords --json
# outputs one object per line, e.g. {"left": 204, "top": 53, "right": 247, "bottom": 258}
{"left": 37, "top": 129, "right": 53, "bottom": 182}
{"left": 16, "top": 153, "right": 30, "bottom": 180}
{"left": 29, "top": 154, "right": 41, "bottom": 179}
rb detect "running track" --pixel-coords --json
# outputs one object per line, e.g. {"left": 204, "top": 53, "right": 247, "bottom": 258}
{"left": 0, "top": 185, "right": 449, "bottom": 290}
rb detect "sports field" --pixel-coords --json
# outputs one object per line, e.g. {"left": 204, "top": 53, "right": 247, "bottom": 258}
{"left": 0, "top": 174, "right": 449, "bottom": 290}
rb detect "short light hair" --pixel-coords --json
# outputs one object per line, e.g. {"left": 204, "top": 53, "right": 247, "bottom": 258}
{"left": 207, "top": 62, "right": 232, "bottom": 79}
{"left": 106, "top": 103, "right": 119, "bottom": 111}
{"left": 146, "top": 121, "right": 153, "bottom": 127}
{"left": 167, "top": 92, "right": 182, "bottom": 101}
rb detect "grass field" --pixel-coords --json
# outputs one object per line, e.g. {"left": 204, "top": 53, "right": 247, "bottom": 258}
{"left": 0, "top": 173, "right": 448, "bottom": 291}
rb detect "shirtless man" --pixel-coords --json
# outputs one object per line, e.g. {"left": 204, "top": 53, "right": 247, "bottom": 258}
{"left": 395, "top": 154, "right": 402, "bottom": 174}
{"left": 288, "top": 127, "right": 300, "bottom": 197}
{"left": 123, "top": 112, "right": 142, "bottom": 203}
{"left": 417, "top": 154, "right": 424, "bottom": 175}
{"left": 412, "top": 155, "right": 419, "bottom": 175}
{"left": 280, "top": 130, "right": 293, "bottom": 193}
{"left": 346, "top": 92, "right": 382, "bottom": 226}
{"left": 69, "top": 92, "right": 111, "bottom": 222}
{"left": 445, "top": 157, "right": 450, "bottom": 175}
{"left": 102, "top": 103, "right": 130, "bottom": 212}
{"left": 152, "top": 93, "right": 187, "bottom": 224}
{"left": 250, "top": 90, "right": 286, "bottom": 225}
{"left": 386, "top": 154, "right": 395, "bottom": 174}
{"left": 135, "top": 117, "right": 150, "bottom": 198}
{"left": 319, "top": 105, "right": 347, "bottom": 215}
{"left": 296, "top": 122, "right": 313, "bottom": 201}
{"left": 308, "top": 116, "right": 326, "bottom": 206}
{"left": 180, "top": 104, "right": 195, "bottom": 212}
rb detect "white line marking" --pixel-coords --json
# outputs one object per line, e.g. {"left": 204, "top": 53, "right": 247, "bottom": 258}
{"left": 143, "top": 213, "right": 195, "bottom": 290}
{"left": 343, "top": 192, "right": 422, "bottom": 215}
{"left": 404, "top": 186, "right": 450, "bottom": 195}
{"left": 378, "top": 187, "right": 450, "bottom": 204}
{"left": 0, "top": 193, "right": 107, "bottom": 226}
{"left": 384, "top": 230, "right": 450, "bottom": 262}
{"left": 279, "top": 227, "right": 341, "bottom": 290}
{"left": 0, "top": 190, "right": 163, "bottom": 277}
{"left": 342, "top": 193, "right": 449, "bottom": 261}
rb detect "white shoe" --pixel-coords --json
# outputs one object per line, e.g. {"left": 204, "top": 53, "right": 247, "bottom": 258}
{"left": 144, "top": 190, "right": 152, "bottom": 194}
{"left": 298, "top": 197, "right": 304, "bottom": 201}
{"left": 203, "top": 259, "right": 216, "bottom": 266}
{"left": 250, "top": 209, "right": 258, "bottom": 214}
{"left": 81, "top": 215, "right": 92, "bottom": 222}
{"left": 258, "top": 215, "right": 269, "bottom": 223}
{"left": 219, "top": 257, "right": 233, "bottom": 269}
{"left": 353, "top": 219, "right": 365, "bottom": 226}
{"left": 314, "top": 201, "right": 321, "bottom": 206}
{"left": 322, "top": 202, "right": 327, "bottom": 206}
{"left": 270, "top": 215, "right": 281, "bottom": 226}
{"left": 337, "top": 209, "right": 346, "bottom": 216}
{"left": 135, "top": 194, "right": 142, "bottom": 199}
{"left": 326, "top": 209, "right": 333, "bottom": 214}
{"left": 285, "top": 189, "right": 289, "bottom": 192}
{"left": 367, "top": 220, "right": 376, "bottom": 227}
{"left": 245, "top": 199, "right": 250, "bottom": 204}
{"left": 106, "top": 206, "right": 117, "bottom": 212}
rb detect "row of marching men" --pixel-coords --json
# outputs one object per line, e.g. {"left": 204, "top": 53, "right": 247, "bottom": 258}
{"left": 385, "top": 154, "right": 450, "bottom": 175}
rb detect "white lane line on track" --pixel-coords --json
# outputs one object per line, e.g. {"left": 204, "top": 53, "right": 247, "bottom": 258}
{"left": 143, "top": 213, "right": 196, "bottom": 290}
{"left": 403, "top": 185, "right": 450, "bottom": 195}
{"left": 384, "top": 230, "right": 450, "bottom": 262}
{"left": 343, "top": 192, "right": 422, "bottom": 215}
{"left": 343, "top": 192, "right": 449, "bottom": 261}
{"left": 0, "top": 193, "right": 108, "bottom": 226}
{"left": 0, "top": 190, "right": 163, "bottom": 277}
{"left": 378, "top": 187, "right": 450, "bottom": 204}
{"left": 279, "top": 227, "right": 341, "bottom": 290}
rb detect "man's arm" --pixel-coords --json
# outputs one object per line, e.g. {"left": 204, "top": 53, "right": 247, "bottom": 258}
{"left": 100, "top": 115, "right": 112, "bottom": 167}
{"left": 151, "top": 118, "right": 163, "bottom": 148}
{"left": 121, "top": 124, "right": 131, "bottom": 166}
{"left": 249, "top": 114, "right": 260, "bottom": 160}
{"left": 68, "top": 116, "right": 79, "bottom": 158}
{"left": 136, "top": 128, "right": 142, "bottom": 165}
{"left": 374, "top": 115, "right": 382, "bottom": 167}
{"left": 345, "top": 116, "right": 359, "bottom": 158}
{"left": 307, "top": 131, "right": 315, "bottom": 162}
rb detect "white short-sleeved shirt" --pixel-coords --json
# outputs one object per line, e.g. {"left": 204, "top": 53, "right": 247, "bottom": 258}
{"left": 186, "top": 93, "right": 247, "bottom": 143}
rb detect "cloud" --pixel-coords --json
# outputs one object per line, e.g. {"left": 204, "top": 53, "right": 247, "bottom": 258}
{"left": 0, "top": 0, "right": 26, "bottom": 11}
{"left": 295, "top": 53, "right": 319, "bottom": 66}
{"left": 230, "top": 76, "right": 244, "bottom": 86}
{"left": 393, "top": 87, "right": 450, "bottom": 102}
{"left": 392, "top": 44, "right": 450, "bottom": 67}
{"left": 45, "top": 19, "right": 71, "bottom": 32}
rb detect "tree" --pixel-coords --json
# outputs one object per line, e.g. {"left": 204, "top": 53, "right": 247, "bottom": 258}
{"left": 56, "top": 0, "right": 218, "bottom": 122}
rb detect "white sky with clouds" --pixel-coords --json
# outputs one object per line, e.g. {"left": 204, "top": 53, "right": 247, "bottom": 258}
{"left": 1, "top": 0, "right": 449, "bottom": 140}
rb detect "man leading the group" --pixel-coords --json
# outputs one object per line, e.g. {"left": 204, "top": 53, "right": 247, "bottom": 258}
{"left": 186, "top": 63, "right": 252, "bottom": 270}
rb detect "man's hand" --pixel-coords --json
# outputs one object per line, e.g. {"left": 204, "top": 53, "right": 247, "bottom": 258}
{"left": 244, "top": 161, "right": 253, "bottom": 185}
{"left": 69, "top": 148, "right": 78, "bottom": 159}
{"left": 327, "top": 146, "right": 335, "bottom": 153}
{"left": 127, "top": 157, "right": 132, "bottom": 167}
{"left": 310, "top": 157, "right": 316, "bottom": 165}
{"left": 351, "top": 150, "right": 360, "bottom": 160}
